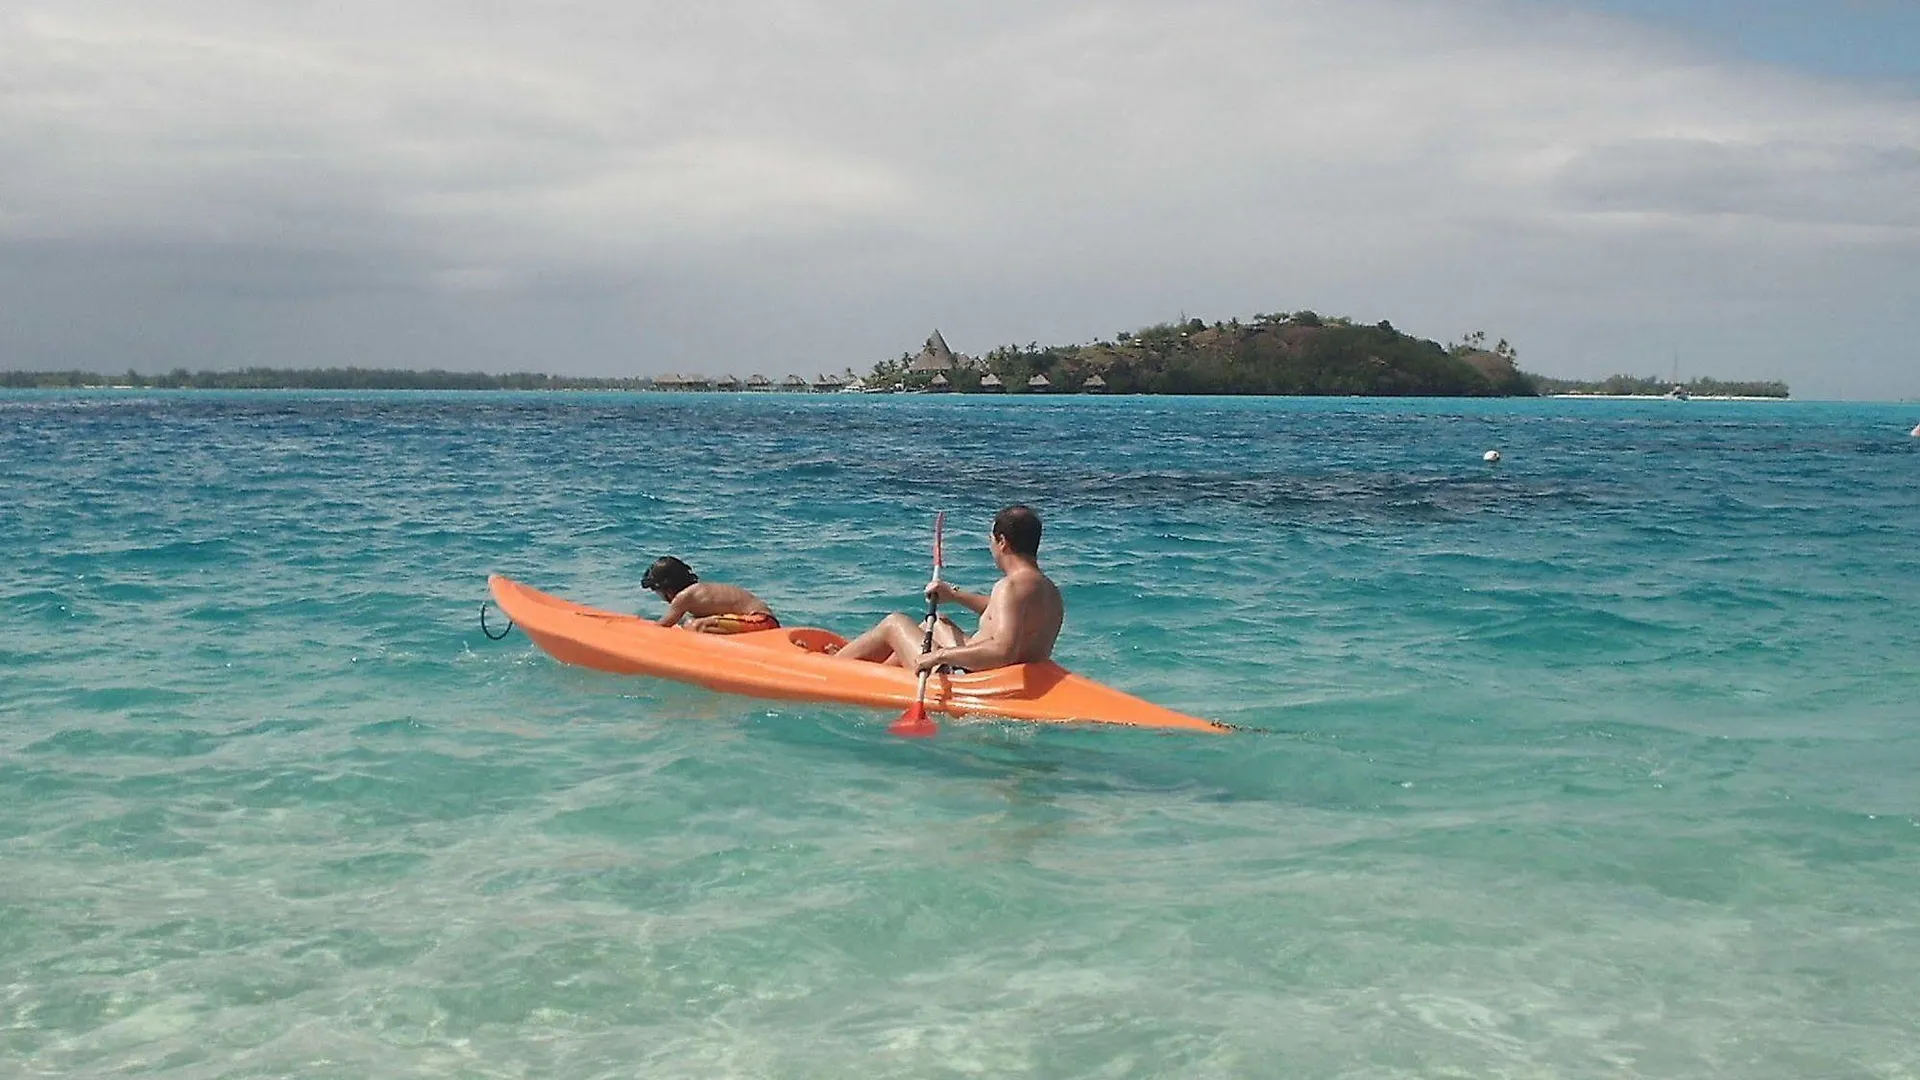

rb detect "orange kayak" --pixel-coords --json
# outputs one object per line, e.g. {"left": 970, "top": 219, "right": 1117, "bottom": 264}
{"left": 489, "top": 575, "right": 1227, "bottom": 733}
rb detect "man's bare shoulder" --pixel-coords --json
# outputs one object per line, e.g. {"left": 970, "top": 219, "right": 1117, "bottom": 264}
{"left": 1003, "top": 567, "right": 1059, "bottom": 597}
{"left": 993, "top": 570, "right": 1061, "bottom": 620}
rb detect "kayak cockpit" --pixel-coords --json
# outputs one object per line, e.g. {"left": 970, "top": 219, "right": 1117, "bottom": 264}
{"left": 783, "top": 627, "right": 850, "bottom": 655}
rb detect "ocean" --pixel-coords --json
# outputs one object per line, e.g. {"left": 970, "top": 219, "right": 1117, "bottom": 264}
{"left": 3, "top": 390, "right": 1917, "bottom": 1078}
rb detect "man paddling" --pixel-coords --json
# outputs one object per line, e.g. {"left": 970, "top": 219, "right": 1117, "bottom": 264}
{"left": 839, "top": 505, "right": 1063, "bottom": 673}
{"left": 641, "top": 556, "right": 781, "bottom": 634}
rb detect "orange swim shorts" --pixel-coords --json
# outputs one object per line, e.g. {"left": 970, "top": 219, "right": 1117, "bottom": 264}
{"left": 700, "top": 612, "right": 781, "bottom": 634}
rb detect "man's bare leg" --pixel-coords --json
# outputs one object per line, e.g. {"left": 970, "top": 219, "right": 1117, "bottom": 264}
{"left": 839, "top": 612, "right": 967, "bottom": 668}
{"left": 932, "top": 616, "right": 967, "bottom": 651}
{"left": 837, "top": 612, "right": 923, "bottom": 665}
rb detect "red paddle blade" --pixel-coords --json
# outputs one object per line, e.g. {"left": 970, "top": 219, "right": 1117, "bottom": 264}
{"left": 889, "top": 700, "right": 937, "bottom": 738}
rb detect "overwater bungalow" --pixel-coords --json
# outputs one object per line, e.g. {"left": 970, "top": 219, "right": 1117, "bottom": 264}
{"left": 746, "top": 374, "right": 772, "bottom": 391}
{"left": 715, "top": 375, "right": 742, "bottom": 391}
{"left": 978, "top": 373, "right": 1004, "bottom": 393}
{"left": 1083, "top": 374, "right": 1108, "bottom": 393}
{"left": 1027, "top": 373, "right": 1051, "bottom": 393}
{"left": 781, "top": 375, "right": 809, "bottom": 392}
{"left": 927, "top": 373, "right": 951, "bottom": 392}
{"left": 812, "top": 373, "right": 845, "bottom": 393}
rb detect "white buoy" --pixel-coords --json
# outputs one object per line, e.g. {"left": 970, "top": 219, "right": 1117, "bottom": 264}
{"left": 1483, "top": 450, "right": 1502, "bottom": 463}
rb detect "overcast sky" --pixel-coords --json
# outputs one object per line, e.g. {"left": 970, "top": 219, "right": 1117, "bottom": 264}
{"left": 4, "top": 0, "right": 1917, "bottom": 398}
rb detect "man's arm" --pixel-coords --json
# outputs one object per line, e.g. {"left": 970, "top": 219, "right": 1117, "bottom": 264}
{"left": 927, "top": 580, "right": 990, "bottom": 615}
{"left": 918, "top": 580, "right": 1031, "bottom": 672}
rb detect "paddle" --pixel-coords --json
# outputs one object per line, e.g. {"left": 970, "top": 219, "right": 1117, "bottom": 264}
{"left": 888, "top": 511, "right": 945, "bottom": 737}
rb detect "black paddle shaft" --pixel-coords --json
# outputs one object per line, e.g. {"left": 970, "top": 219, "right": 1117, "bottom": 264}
{"left": 918, "top": 591, "right": 939, "bottom": 658}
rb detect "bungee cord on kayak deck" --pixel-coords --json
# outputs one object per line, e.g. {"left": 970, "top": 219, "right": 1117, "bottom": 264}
{"left": 480, "top": 602, "right": 513, "bottom": 641}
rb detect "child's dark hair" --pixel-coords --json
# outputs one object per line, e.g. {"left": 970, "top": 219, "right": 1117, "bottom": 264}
{"left": 641, "top": 556, "right": 698, "bottom": 598}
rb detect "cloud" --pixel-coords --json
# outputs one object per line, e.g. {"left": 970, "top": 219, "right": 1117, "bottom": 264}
{"left": 2, "top": 0, "right": 1917, "bottom": 396}
{"left": 1554, "top": 137, "right": 1920, "bottom": 229}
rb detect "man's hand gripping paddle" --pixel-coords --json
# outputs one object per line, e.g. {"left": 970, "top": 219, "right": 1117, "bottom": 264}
{"left": 889, "top": 512, "right": 945, "bottom": 737}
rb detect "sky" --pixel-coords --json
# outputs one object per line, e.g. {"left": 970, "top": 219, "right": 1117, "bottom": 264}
{"left": 3, "top": 0, "right": 1917, "bottom": 399}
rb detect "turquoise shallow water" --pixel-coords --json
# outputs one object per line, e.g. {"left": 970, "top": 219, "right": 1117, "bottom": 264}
{"left": 3, "top": 390, "right": 1919, "bottom": 1078}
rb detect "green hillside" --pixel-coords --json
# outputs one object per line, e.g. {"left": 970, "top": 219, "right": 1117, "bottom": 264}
{"left": 873, "top": 313, "right": 1534, "bottom": 396}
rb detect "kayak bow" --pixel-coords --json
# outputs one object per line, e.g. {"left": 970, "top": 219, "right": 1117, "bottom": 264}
{"left": 488, "top": 575, "right": 1227, "bottom": 733}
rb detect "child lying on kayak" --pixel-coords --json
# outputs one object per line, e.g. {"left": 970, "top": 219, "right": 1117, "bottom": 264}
{"left": 640, "top": 556, "right": 781, "bottom": 634}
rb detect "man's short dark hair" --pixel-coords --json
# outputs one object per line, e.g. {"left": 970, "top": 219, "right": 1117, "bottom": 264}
{"left": 641, "top": 556, "right": 698, "bottom": 597}
{"left": 992, "top": 505, "right": 1042, "bottom": 557}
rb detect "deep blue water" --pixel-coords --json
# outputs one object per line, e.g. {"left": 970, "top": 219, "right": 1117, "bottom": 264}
{"left": 3, "top": 390, "right": 1918, "bottom": 1077}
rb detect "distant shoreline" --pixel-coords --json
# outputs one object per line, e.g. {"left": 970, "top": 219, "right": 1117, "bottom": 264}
{"left": 1549, "top": 393, "right": 1791, "bottom": 402}
{"left": 6, "top": 385, "right": 1810, "bottom": 402}
{"left": 3, "top": 370, "right": 1792, "bottom": 400}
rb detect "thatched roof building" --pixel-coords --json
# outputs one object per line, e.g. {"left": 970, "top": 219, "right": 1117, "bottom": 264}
{"left": 746, "top": 374, "right": 772, "bottom": 390}
{"left": 1083, "top": 374, "right": 1107, "bottom": 393}
{"left": 928, "top": 373, "right": 950, "bottom": 392}
{"left": 715, "top": 375, "right": 741, "bottom": 391}
{"left": 979, "top": 373, "right": 1004, "bottom": 392}
{"left": 908, "top": 330, "right": 959, "bottom": 373}
{"left": 781, "top": 375, "right": 808, "bottom": 391}
{"left": 1027, "top": 373, "right": 1051, "bottom": 391}
{"left": 812, "top": 373, "right": 844, "bottom": 392}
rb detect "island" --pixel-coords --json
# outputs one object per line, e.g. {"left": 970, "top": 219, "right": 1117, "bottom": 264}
{"left": 873, "top": 318, "right": 1530, "bottom": 396}
{"left": 868, "top": 319, "right": 1787, "bottom": 398}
